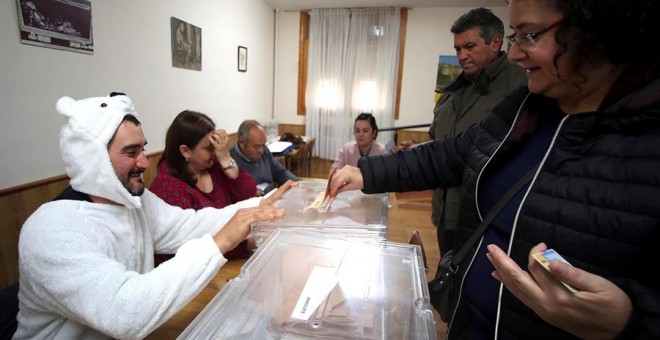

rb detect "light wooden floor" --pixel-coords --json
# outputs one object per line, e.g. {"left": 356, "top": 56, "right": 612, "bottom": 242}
{"left": 308, "top": 156, "right": 334, "bottom": 178}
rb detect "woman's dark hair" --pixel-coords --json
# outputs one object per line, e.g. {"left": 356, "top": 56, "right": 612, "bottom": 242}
{"left": 546, "top": 0, "right": 660, "bottom": 85}
{"left": 355, "top": 113, "right": 378, "bottom": 139}
{"left": 159, "top": 110, "right": 215, "bottom": 185}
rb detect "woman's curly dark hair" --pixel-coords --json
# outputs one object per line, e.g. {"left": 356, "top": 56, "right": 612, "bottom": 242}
{"left": 508, "top": 0, "right": 660, "bottom": 81}
{"left": 558, "top": 0, "right": 659, "bottom": 66}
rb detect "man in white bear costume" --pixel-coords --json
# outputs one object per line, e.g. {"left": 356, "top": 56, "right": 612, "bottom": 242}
{"left": 14, "top": 92, "right": 292, "bottom": 339}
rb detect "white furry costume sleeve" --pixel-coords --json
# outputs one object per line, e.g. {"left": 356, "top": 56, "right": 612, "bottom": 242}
{"left": 15, "top": 190, "right": 261, "bottom": 340}
{"left": 14, "top": 93, "right": 264, "bottom": 339}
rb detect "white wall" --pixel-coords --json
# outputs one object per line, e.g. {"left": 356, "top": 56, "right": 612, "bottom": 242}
{"left": 273, "top": 6, "right": 510, "bottom": 128}
{"left": 0, "top": 0, "right": 275, "bottom": 189}
{"left": 1, "top": 2, "right": 510, "bottom": 189}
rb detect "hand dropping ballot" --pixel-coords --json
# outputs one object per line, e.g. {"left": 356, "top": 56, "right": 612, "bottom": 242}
{"left": 532, "top": 249, "right": 578, "bottom": 293}
{"left": 306, "top": 168, "right": 338, "bottom": 211}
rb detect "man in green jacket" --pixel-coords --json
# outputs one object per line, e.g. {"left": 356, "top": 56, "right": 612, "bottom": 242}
{"left": 430, "top": 8, "right": 527, "bottom": 257}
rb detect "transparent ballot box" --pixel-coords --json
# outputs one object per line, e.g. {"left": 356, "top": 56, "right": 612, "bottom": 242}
{"left": 178, "top": 229, "right": 437, "bottom": 340}
{"left": 252, "top": 180, "right": 388, "bottom": 247}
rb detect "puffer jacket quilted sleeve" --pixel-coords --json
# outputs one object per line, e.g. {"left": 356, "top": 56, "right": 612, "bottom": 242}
{"left": 358, "top": 86, "right": 525, "bottom": 206}
{"left": 359, "top": 133, "right": 469, "bottom": 194}
{"left": 358, "top": 88, "right": 527, "bottom": 244}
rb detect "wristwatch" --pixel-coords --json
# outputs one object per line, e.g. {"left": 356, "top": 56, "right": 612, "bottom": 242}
{"left": 222, "top": 158, "right": 237, "bottom": 170}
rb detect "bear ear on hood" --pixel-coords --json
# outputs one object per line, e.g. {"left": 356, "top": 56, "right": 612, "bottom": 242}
{"left": 56, "top": 96, "right": 76, "bottom": 118}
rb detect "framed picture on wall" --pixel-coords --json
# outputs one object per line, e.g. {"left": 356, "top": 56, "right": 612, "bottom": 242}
{"left": 238, "top": 46, "right": 247, "bottom": 72}
{"left": 171, "top": 17, "right": 202, "bottom": 71}
{"left": 15, "top": 0, "right": 94, "bottom": 54}
{"left": 435, "top": 55, "right": 461, "bottom": 101}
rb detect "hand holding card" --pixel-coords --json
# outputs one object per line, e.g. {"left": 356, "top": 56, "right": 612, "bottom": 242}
{"left": 532, "top": 249, "right": 578, "bottom": 293}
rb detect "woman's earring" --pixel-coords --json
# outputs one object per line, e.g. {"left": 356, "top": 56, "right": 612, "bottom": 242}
{"left": 185, "top": 157, "right": 189, "bottom": 163}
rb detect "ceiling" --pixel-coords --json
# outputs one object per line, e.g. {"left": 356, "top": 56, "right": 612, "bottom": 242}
{"left": 263, "top": 0, "right": 507, "bottom": 11}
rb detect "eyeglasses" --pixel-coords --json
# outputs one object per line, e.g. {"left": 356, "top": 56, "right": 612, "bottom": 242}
{"left": 506, "top": 20, "right": 562, "bottom": 51}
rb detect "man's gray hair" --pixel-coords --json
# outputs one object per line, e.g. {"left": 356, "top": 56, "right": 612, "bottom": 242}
{"left": 237, "top": 119, "right": 263, "bottom": 142}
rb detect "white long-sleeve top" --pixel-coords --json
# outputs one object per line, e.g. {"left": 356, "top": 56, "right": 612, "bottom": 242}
{"left": 14, "top": 189, "right": 261, "bottom": 340}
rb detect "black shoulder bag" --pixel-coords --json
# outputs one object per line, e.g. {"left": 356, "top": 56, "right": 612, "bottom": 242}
{"left": 429, "top": 165, "right": 538, "bottom": 322}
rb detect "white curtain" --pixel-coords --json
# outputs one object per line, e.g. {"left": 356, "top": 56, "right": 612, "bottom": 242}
{"left": 306, "top": 8, "right": 401, "bottom": 160}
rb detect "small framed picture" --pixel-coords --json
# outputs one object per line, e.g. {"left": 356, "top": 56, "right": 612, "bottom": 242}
{"left": 238, "top": 45, "right": 247, "bottom": 72}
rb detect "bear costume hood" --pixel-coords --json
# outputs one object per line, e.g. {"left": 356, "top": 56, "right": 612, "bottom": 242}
{"left": 56, "top": 92, "right": 143, "bottom": 209}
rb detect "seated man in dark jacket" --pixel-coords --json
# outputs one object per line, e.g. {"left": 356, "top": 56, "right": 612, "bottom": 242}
{"left": 230, "top": 120, "right": 298, "bottom": 195}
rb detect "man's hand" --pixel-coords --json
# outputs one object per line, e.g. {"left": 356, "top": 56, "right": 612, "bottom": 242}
{"left": 213, "top": 206, "right": 285, "bottom": 254}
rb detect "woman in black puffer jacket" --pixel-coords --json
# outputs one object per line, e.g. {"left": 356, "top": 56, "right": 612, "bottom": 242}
{"left": 327, "top": 0, "right": 660, "bottom": 338}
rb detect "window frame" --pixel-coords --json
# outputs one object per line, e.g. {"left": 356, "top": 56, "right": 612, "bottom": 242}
{"left": 296, "top": 9, "right": 408, "bottom": 120}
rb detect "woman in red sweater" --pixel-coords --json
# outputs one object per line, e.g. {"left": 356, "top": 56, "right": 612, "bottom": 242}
{"left": 150, "top": 110, "right": 258, "bottom": 264}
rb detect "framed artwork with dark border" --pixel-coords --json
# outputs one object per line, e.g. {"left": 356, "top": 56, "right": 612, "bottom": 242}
{"left": 238, "top": 46, "right": 247, "bottom": 72}
{"left": 171, "top": 17, "right": 202, "bottom": 71}
{"left": 15, "top": 0, "right": 94, "bottom": 54}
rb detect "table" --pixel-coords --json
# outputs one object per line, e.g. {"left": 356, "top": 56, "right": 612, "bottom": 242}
{"left": 267, "top": 141, "right": 295, "bottom": 157}
{"left": 145, "top": 191, "right": 446, "bottom": 339}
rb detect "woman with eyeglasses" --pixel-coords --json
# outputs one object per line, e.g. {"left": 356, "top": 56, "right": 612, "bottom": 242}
{"left": 327, "top": 0, "right": 660, "bottom": 338}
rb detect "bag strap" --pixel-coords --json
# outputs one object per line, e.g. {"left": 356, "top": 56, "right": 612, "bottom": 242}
{"left": 449, "top": 164, "right": 539, "bottom": 269}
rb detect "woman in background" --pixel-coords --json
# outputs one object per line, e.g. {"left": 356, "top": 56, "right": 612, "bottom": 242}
{"left": 331, "top": 113, "right": 388, "bottom": 170}
{"left": 150, "top": 110, "right": 257, "bottom": 262}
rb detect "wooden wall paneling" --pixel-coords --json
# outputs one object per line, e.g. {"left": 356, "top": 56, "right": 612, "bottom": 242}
{"left": 277, "top": 124, "right": 305, "bottom": 137}
{"left": 272, "top": 125, "right": 428, "bottom": 150}
{"left": 397, "top": 129, "right": 430, "bottom": 145}
{"left": 0, "top": 176, "right": 70, "bottom": 288}
{"left": 0, "top": 193, "right": 23, "bottom": 288}
{"left": 227, "top": 132, "right": 237, "bottom": 146}
{"left": 142, "top": 152, "right": 163, "bottom": 188}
